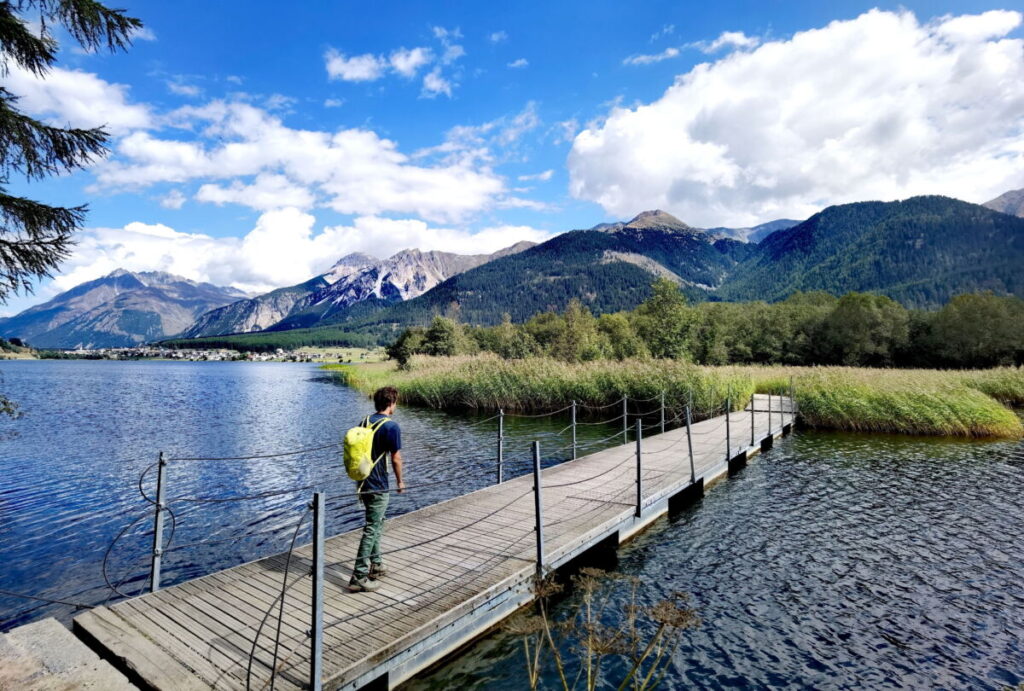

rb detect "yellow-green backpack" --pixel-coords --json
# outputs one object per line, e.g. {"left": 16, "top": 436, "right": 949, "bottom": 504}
{"left": 343, "top": 416, "right": 390, "bottom": 481}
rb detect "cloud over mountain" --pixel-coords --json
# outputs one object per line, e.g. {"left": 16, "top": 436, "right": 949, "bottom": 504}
{"left": 569, "top": 9, "right": 1024, "bottom": 226}
{"left": 46, "top": 210, "right": 551, "bottom": 297}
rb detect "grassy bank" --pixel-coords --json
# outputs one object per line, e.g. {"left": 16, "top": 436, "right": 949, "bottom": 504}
{"left": 326, "top": 355, "right": 1024, "bottom": 439}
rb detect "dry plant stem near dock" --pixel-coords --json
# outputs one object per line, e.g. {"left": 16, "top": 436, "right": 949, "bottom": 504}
{"left": 505, "top": 569, "right": 699, "bottom": 691}
{"left": 328, "top": 355, "right": 1024, "bottom": 439}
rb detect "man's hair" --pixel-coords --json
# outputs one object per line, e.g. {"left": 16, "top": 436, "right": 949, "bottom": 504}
{"left": 373, "top": 386, "right": 399, "bottom": 412}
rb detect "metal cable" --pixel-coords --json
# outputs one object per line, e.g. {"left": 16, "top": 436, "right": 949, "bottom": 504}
{"left": 168, "top": 441, "right": 339, "bottom": 463}
{"left": 574, "top": 413, "right": 625, "bottom": 426}
{"left": 576, "top": 397, "right": 624, "bottom": 410}
{"left": 0, "top": 588, "right": 95, "bottom": 611}
{"left": 541, "top": 452, "right": 635, "bottom": 489}
{"left": 502, "top": 404, "right": 573, "bottom": 418}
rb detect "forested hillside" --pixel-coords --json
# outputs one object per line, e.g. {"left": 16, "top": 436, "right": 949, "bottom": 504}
{"left": 718, "top": 196, "right": 1024, "bottom": 306}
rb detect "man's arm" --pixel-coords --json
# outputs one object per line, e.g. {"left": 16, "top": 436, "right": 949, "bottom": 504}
{"left": 392, "top": 450, "right": 405, "bottom": 493}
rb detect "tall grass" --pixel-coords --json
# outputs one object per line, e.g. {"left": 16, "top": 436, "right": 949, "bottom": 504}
{"left": 735, "top": 365, "right": 1024, "bottom": 438}
{"left": 326, "top": 357, "right": 1024, "bottom": 439}
{"left": 327, "top": 355, "right": 752, "bottom": 419}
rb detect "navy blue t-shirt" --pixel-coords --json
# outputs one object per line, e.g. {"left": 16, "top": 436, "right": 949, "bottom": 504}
{"left": 360, "top": 413, "right": 401, "bottom": 492}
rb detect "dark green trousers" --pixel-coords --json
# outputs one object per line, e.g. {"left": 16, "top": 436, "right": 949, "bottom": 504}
{"left": 353, "top": 491, "right": 389, "bottom": 580}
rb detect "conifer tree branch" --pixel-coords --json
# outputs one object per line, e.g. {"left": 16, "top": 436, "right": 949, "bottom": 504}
{"left": 0, "top": 2, "right": 57, "bottom": 75}
{"left": 17, "top": 0, "right": 141, "bottom": 54}
{"left": 0, "top": 89, "right": 108, "bottom": 179}
{"left": 0, "top": 189, "right": 78, "bottom": 299}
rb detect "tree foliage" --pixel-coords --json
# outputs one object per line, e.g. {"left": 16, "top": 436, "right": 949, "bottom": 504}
{"left": 385, "top": 280, "right": 1024, "bottom": 370}
{"left": 0, "top": 0, "right": 142, "bottom": 302}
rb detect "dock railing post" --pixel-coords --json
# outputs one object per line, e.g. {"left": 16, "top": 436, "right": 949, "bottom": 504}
{"left": 310, "top": 492, "right": 325, "bottom": 691}
{"left": 768, "top": 393, "right": 773, "bottom": 435}
{"left": 622, "top": 396, "right": 628, "bottom": 444}
{"left": 789, "top": 376, "right": 795, "bottom": 427}
{"left": 750, "top": 393, "right": 755, "bottom": 447}
{"left": 725, "top": 397, "right": 731, "bottom": 462}
{"left": 149, "top": 451, "right": 167, "bottom": 593}
{"left": 497, "top": 409, "right": 504, "bottom": 484}
{"left": 635, "top": 419, "right": 643, "bottom": 518}
{"left": 532, "top": 441, "right": 545, "bottom": 576}
{"left": 685, "top": 406, "right": 695, "bottom": 484}
{"left": 660, "top": 391, "right": 665, "bottom": 435}
{"left": 571, "top": 401, "right": 577, "bottom": 460}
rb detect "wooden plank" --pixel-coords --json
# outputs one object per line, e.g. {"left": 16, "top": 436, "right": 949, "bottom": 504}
{"left": 73, "top": 607, "right": 213, "bottom": 690}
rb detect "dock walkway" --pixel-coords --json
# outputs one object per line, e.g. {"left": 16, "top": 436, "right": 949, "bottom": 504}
{"left": 74, "top": 395, "right": 795, "bottom": 690}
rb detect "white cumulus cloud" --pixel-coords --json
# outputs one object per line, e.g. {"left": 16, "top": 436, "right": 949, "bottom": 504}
{"left": 195, "top": 173, "right": 316, "bottom": 211}
{"left": 324, "top": 50, "right": 387, "bottom": 81}
{"left": 390, "top": 47, "right": 433, "bottom": 77}
{"left": 623, "top": 47, "right": 680, "bottom": 66}
{"left": 92, "top": 100, "right": 507, "bottom": 222}
{"left": 508, "top": 58, "right": 529, "bottom": 68}
{"left": 4, "top": 65, "right": 151, "bottom": 134}
{"left": 569, "top": 9, "right": 1024, "bottom": 226}
{"left": 422, "top": 67, "right": 453, "bottom": 98}
{"left": 690, "top": 31, "right": 760, "bottom": 53}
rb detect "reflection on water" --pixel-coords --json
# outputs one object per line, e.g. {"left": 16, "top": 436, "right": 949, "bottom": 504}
{"left": 0, "top": 360, "right": 607, "bottom": 629}
{"left": 410, "top": 431, "right": 1024, "bottom": 690}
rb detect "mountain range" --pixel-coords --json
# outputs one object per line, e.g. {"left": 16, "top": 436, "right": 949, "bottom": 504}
{"left": 0, "top": 271, "right": 248, "bottom": 349}
{"left": 276, "top": 196, "right": 1023, "bottom": 339}
{"left": 4, "top": 190, "right": 1024, "bottom": 350}
{"left": 181, "top": 243, "right": 534, "bottom": 338}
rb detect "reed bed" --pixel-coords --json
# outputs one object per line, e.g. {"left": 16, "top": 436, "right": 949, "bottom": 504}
{"left": 326, "top": 357, "right": 1024, "bottom": 439}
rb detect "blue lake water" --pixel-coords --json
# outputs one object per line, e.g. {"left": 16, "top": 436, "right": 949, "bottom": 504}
{"left": 0, "top": 360, "right": 582, "bottom": 630}
{"left": 2, "top": 360, "right": 1023, "bottom": 689}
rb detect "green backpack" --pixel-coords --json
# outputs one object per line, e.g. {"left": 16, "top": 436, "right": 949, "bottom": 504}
{"left": 343, "top": 416, "right": 390, "bottom": 481}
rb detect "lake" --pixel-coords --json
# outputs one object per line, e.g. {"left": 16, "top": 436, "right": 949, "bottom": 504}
{"left": 2, "top": 360, "right": 1023, "bottom": 689}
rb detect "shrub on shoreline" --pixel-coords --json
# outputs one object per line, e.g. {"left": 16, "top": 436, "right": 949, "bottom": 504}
{"left": 326, "top": 357, "right": 1024, "bottom": 439}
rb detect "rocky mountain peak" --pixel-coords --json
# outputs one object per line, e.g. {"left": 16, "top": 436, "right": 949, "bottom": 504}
{"left": 983, "top": 187, "right": 1024, "bottom": 217}
{"left": 623, "top": 209, "right": 691, "bottom": 231}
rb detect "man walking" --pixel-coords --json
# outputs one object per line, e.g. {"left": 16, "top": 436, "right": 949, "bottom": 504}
{"left": 349, "top": 386, "right": 404, "bottom": 593}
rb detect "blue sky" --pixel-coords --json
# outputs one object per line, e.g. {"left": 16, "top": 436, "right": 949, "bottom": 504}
{"left": 3, "top": 0, "right": 1022, "bottom": 315}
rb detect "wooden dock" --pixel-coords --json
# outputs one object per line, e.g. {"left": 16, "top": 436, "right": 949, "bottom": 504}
{"left": 74, "top": 395, "right": 795, "bottom": 690}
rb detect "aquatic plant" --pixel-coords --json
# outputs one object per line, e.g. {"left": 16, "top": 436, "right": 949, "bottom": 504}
{"left": 504, "top": 569, "right": 699, "bottom": 691}
{"left": 325, "top": 357, "right": 1024, "bottom": 439}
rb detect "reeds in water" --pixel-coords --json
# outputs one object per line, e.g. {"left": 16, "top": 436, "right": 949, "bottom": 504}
{"left": 326, "top": 357, "right": 1024, "bottom": 439}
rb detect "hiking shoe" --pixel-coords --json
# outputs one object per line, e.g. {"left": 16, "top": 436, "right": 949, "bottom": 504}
{"left": 348, "top": 577, "right": 381, "bottom": 593}
{"left": 369, "top": 563, "right": 387, "bottom": 580}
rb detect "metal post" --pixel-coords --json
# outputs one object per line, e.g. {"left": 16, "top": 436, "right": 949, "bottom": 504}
{"left": 635, "top": 419, "right": 643, "bottom": 518}
{"left": 789, "top": 376, "right": 795, "bottom": 426}
{"left": 622, "top": 396, "right": 628, "bottom": 444}
{"left": 149, "top": 452, "right": 167, "bottom": 593}
{"left": 725, "top": 397, "right": 731, "bottom": 462}
{"left": 660, "top": 391, "right": 666, "bottom": 435}
{"left": 497, "top": 409, "right": 504, "bottom": 484}
{"left": 688, "top": 390, "right": 694, "bottom": 418}
{"left": 750, "top": 393, "right": 755, "bottom": 446}
{"left": 310, "top": 492, "right": 325, "bottom": 691}
{"left": 532, "top": 442, "right": 545, "bottom": 576}
{"left": 571, "top": 401, "right": 577, "bottom": 460}
{"left": 768, "top": 393, "right": 773, "bottom": 435}
{"left": 685, "top": 407, "right": 696, "bottom": 484}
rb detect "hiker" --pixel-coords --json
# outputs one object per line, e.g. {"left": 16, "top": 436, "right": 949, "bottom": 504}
{"left": 348, "top": 385, "right": 405, "bottom": 593}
